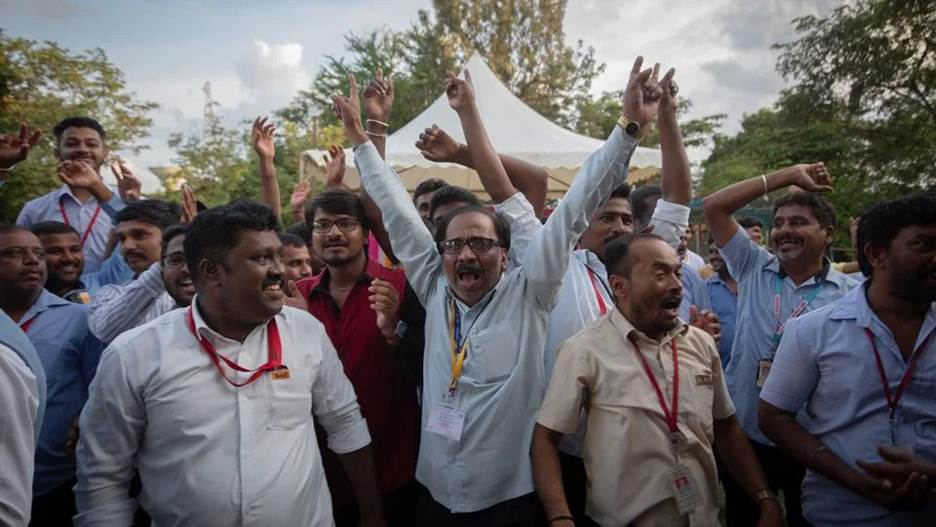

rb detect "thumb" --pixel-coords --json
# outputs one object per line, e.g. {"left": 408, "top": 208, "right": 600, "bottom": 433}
{"left": 287, "top": 280, "right": 300, "bottom": 298}
{"left": 463, "top": 69, "right": 473, "bottom": 85}
{"left": 878, "top": 445, "right": 913, "bottom": 463}
{"left": 690, "top": 304, "right": 699, "bottom": 322}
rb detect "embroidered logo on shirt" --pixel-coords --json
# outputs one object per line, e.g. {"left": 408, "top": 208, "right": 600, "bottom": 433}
{"left": 694, "top": 374, "right": 713, "bottom": 385}
{"left": 271, "top": 368, "right": 291, "bottom": 381}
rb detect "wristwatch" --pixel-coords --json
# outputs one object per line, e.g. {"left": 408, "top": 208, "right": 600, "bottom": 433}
{"left": 393, "top": 320, "right": 408, "bottom": 339}
{"left": 617, "top": 115, "right": 641, "bottom": 138}
{"left": 756, "top": 489, "right": 779, "bottom": 503}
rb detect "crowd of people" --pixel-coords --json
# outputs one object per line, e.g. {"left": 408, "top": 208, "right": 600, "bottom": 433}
{"left": 1, "top": 54, "right": 935, "bottom": 527}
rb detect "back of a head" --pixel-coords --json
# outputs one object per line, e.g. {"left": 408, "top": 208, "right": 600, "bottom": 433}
{"left": 857, "top": 193, "right": 936, "bottom": 277}
{"left": 630, "top": 185, "right": 662, "bottom": 228}
{"left": 161, "top": 224, "right": 189, "bottom": 258}
{"left": 184, "top": 200, "right": 278, "bottom": 282}
{"left": 278, "top": 232, "right": 306, "bottom": 248}
{"left": 432, "top": 205, "right": 511, "bottom": 252}
{"left": 53, "top": 116, "right": 106, "bottom": 143}
{"left": 605, "top": 233, "right": 666, "bottom": 277}
{"left": 413, "top": 178, "right": 449, "bottom": 205}
{"left": 115, "top": 200, "right": 182, "bottom": 232}
{"left": 305, "top": 188, "right": 368, "bottom": 229}
{"left": 428, "top": 186, "right": 481, "bottom": 221}
{"left": 285, "top": 222, "right": 312, "bottom": 244}
{"left": 30, "top": 221, "right": 79, "bottom": 239}
{"left": 738, "top": 216, "right": 763, "bottom": 230}
{"left": 772, "top": 192, "right": 837, "bottom": 229}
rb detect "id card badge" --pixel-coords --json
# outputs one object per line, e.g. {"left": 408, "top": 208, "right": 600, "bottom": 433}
{"left": 426, "top": 392, "right": 465, "bottom": 441}
{"left": 756, "top": 359, "right": 773, "bottom": 388}
{"left": 668, "top": 463, "right": 702, "bottom": 514}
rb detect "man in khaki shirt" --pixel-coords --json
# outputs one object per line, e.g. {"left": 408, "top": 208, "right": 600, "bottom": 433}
{"left": 532, "top": 233, "right": 784, "bottom": 527}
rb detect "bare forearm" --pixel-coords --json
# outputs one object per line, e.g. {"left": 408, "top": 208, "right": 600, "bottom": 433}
{"left": 703, "top": 168, "right": 794, "bottom": 245}
{"left": 658, "top": 108, "right": 692, "bottom": 206}
{"left": 458, "top": 106, "right": 516, "bottom": 203}
{"left": 366, "top": 122, "right": 387, "bottom": 160}
{"left": 259, "top": 158, "right": 282, "bottom": 221}
{"left": 88, "top": 180, "right": 114, "bottom": 204}
{"left": 337, "top": 445, "right": 384, "bottom": 520}
{"left": 714, "top": 416, "right": 770, "bottom": 500}
{"left": 447, "top": 144, "right": 547, "bottom": 215}
{"left": 532, "top": 425, "right": 572, "bottom": 522}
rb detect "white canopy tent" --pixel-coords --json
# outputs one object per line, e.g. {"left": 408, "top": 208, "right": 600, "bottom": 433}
{"left": 301, "top": 53, "right": 662, "bottom": 201}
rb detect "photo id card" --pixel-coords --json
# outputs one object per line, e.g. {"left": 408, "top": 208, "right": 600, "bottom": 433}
{"left": 756, "top": 359, "right": 772, "bottom": 388}
{"left": 426, "top": 399, "right": 465, "bottom": 441}
{"left": 668, "top": 463, "right": 702, "bottom": 514}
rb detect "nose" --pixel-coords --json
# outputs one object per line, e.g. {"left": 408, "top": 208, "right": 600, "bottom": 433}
{"left": 23, "top": 250, "right": 41, "bottom": 265}
{"left": 299, "top": 262, "right": 312, "bottom": 278}
{"left": 456, "top": 243, "right": 478, "bottom": 262}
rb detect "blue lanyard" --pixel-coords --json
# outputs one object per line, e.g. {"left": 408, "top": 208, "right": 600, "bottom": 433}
{"left": 771, "top": 273, "right": 824, "bottom": 344}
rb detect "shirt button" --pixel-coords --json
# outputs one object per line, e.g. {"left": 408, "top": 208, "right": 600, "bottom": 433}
{"left": 240, "top": 396, "right": 248, "bottom": 402}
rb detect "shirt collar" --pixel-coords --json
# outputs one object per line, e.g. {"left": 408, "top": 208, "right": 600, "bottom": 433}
{"left": 22, "top": 288, "right": 72, "bottom": 321}
{"left": 311, "top": 258, "right": 377, "bottom": 294}
{"left": 609, "top": 306, "right": 689, "bottom": 344}
{"left": 762, "top": 256, "right": 849, "bottom": 290}
{"left": 447, "top": 274, "right": 505, "bottom": 312}
{"left": 189, "top": 294, "right": 280, "bottom": 343}
{"left": 831, "top": 281, "right": 936, "bottom": 333}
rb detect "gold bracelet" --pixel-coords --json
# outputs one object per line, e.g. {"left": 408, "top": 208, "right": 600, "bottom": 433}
{"left": 365, "top": 119, "right": 389, "bottom": 129}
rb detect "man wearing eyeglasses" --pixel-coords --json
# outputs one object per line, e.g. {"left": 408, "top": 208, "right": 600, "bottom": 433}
{"left": 333, "top": 55, "right": 664, "bottom": 524}
{"left": 294, "top": 188, "right": 424, "bottom": 526}
{"left": 0, "top": 226, "right": 104, "bottom": 526}
{"left": 87, "top": 199, "right": 186, "bottom": 343}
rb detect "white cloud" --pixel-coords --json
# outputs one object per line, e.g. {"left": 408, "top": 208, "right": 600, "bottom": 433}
{"left": 235, "top": 39, "right": 311, "bottom": 99}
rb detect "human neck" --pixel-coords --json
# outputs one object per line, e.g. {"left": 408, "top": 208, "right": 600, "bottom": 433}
{"left": 327, "top": 252, "right": 367, "bottom": 290}
{"left": 866, "top": 278, "right": 929, "bottom": 333}
{"left": 195, "top": 296, "right": 263, "bottom": 343}
{"left": 618, "top": 304, "right": 665, "bottom": 341}
{"left": 0, "top": 287, "right": 43, "bottom": 323}
{"left": 69, "top": 185, "right": 93, "bottom": 204}
{"left": 781, "top": 256, "right": 825, "bottom": 285}
{"left": 47, "top": 278, "right": 78, "bottom": 298}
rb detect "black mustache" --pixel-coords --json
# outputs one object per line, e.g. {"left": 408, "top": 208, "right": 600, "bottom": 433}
{"left": 456, "top": 263, "right": 482, "bottom": 274}
{"left": 324, "top": 241, "right": 349, "bottom": 247}
{"left": 262, "top": 276, "right": 285, "bottom": 288}
{"left": 661, "top": 295, "right": 682, "bottom": 309}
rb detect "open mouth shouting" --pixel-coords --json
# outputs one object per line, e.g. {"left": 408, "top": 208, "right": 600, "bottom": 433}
{"left": 456, "top": 262, "right": 483, "bottom": 289}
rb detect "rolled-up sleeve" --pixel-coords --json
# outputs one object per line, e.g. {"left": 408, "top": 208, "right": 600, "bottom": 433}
{"left": 494, "top": 192, "right": 542, "bottom": 269}
{"left": 648, "top": 199, "right": 690, "bottom": 250}
{"left": 311, "top": 330, "right": 371, "bottom": 455}
{"left": 719, "top": 226, "right": 768, "bottom": 283}
{"left": 74, "top": 345, "right": 145, "bottom": 527}
{"left": 760, "top": 317, "right": 819, "bottom": 412}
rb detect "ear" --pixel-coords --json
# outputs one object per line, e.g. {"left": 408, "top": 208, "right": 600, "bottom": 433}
{"left": 609, "top": 273, "right": 629, "bottom": 303}
{"left": 823, "top": 225, "right": 834, "bottom": 245}
{"left": 499, "top": 247, "right": 508, "bottom": 273}
{"left": 53, "top": 144, "right": 62, "bottom": 162}
{"left": 198, "top": 258, "right": 223, "bottom": 287}
{"left": 862, "top": 242, "right": 887, "bottom": 272}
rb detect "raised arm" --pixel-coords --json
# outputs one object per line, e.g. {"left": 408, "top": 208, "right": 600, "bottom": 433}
{"left": 416, "top": 125, "right": 549, "bottom": 215}
{"left": 360, "top": 71, "right": 399, "bottom": 264}
{"left": 332, "top": 77, "right": 441, "bottom": 303}
{"left": 88, "top": 263, "right": 165, "bottom": 343}
{"left": 523, "top": 56, "right": 661, "bottom": 309}
{"left": 251, "top": 117, "right": 283, "bottom": 223}
{"left": 703, "top": 163, "right": 832, "bottom": 247}
{"left": 0, "top": 123, "right": 41, "bottom": 186}
{"left": 657, "top": 69, "right": 691, "bottom": 206}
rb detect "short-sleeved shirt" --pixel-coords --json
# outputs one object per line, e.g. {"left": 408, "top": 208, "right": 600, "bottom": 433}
{"left": 761, "top": 284, "right": 936, "bottom": 526}
{"left": 720, "top": 227, "right": 858, "bottom": 444}
{"left": 296, "top": 259, "right": 422, "bottom": 506}
{"left": 680, "top": 262, "right": 709, "bottom": 321}
{"left": 538, "top": 309, "right": 734, "bottom": 526}
{"left": 705, "top": 274, "right": 738, "bottom": 368}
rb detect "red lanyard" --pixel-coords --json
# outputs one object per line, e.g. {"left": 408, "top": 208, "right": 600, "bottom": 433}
{"left": 865, "top": 328, "right": 931, "bottom": 418}
{"left": 185, "top": 307, "right": 284, "bottom": 387}
{"left": 20, "top": 316, "right": 37, "bottom": 333}
{"left": 586, "top": 268, "right": 609, "bottom": 316}
{"left": 60, "top": 200, "right": 101, "bottom": 247}
{"left": 629, "top": 336, "right": 680, "bottom": 434}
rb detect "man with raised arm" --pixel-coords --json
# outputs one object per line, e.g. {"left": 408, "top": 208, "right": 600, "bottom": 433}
{"left": 334, "top": 55, "right": 661, "bottom": 525}
{"left": 703, "top": 163, "right": 859, "bottom": 525}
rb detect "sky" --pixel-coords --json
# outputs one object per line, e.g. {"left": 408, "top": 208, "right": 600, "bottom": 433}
{"left": 3, "top": 0, "right": 842, "bottom": 192}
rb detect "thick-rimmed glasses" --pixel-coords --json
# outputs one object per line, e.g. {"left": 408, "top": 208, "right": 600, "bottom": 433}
{"left": 162, "top": 252, "right": 186, "bottom": 269}
{"left": 438, "top": 237, "right": 501, "bottom": 255}
{"left": 312, "top": 218, "right": 361, "bottom": 233}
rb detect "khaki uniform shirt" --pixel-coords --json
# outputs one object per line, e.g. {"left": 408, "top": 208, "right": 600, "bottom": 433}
{"left": 538, "top": 309, "right": 734, "bottom": 526}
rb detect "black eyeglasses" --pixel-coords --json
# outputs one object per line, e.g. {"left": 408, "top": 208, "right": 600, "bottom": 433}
{"left": 162, "top": 252, "right": 186, "bottom": 269}
{"left": 312, "top": 218, "right": 361, "bottom": 233}
{"left": 438, "top": 237, "right": 501, "bottom": 255}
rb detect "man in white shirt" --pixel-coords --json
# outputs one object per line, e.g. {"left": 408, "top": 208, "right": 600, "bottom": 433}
{"left": 75, "top": 200, "right": 384, "bottom": 526}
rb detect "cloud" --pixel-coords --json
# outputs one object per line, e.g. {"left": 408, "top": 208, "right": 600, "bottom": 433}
{"left": 235, "top": 39, "right": 311, "bottom": 99}
{"left": 716, "top": 0, "right": 842, "bottom": 51}
{"left": 700, "top": 59, "right": 783, "bottom": 96}
{"left": 0, "top": 0, "right": 92, "bottom": 18}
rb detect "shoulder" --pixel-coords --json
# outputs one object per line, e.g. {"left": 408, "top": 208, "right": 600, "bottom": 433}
{"left": 682, "top": 325, "right": 719, "bottom": 359}
{"left": 279, "top": 305, "right": 328, "bottom": 335}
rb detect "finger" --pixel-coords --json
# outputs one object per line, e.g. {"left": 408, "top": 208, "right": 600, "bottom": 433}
{"left": 386, "top": 72, "right": 394, "bottom": 93}
{"left": 287, "top": 280, "right": 301, "bottom": 299}
{"left": 111, "top": 163, "right": 124, "bottom": 180}
{"left": 650, "top": 62, "right": 660, "bottom": 84}
{"left": 348, "top": 72, "right": 358, "bottom": 100}
{"left": 464, "top": 69, "right": 473, "bottom": 85}
{"left": 878, "top": 446, "right": 914, "bottom": 464}
{"left": 630, "top": 56, "right": 644, "bottom": 75}
{"left": 690, "top": 304, "right": 699, "bottom": 321}
{"left": 18, "top": 122, "right": 28, "bottom": 141}
{"left": 376, "top": 67, "right": 383, "bottom": 82}
{"left": 661, "top": 67, "right": 676, "bottom": 88}
{"left": 635, "top": 66, "right": 653, "bottom": 84}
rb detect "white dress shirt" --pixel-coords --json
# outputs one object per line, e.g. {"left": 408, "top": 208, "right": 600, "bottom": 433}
{"left": 16, "top": 183, "right": 125, "bottom": 272}
{"left": 88, "top": 261, "right": 177, "bottom": 342}
{"left": 74, "top": 300, "right": 370, "bottom": 527}
{"left": 0, "top": 343, "right": 39, "bottom": 527}
{"left": 355, "top": 126, "right": 637, "bottom": 513}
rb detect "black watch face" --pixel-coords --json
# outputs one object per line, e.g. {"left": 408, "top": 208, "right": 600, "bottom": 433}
{"left": 625, "top": 121, "right": 640, "bottom": 137}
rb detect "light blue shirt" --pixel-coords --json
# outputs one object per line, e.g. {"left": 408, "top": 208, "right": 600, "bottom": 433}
{"left": 355, "top": 126, "right": 637, "bottom": 513}
{"left": 720, "top": 226, "right": 858, "bottom": 444}
{"left": 20, "top": 289, "right": 105, "bottom": 495}
{"left": 680, "top": 262, "right": 709, "bottom": 321}
{"left": 706, "top": 274, "right": 738, "bottom": 368}
{"left": 16, "top": 184, "right": 126, "bottom": 272}
{"left": 80, "top": 250, "right": 133, "bottom": 295}
{"left": 761, "top": 284, "right": 936, "bottom": 526}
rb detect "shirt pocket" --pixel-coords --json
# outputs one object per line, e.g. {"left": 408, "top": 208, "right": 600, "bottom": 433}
{"left": 681, "top": 367, "right": 716, "bottom": 441}
{"left": 267, "top": 369, "right": 313, "bottom": 430}
{"left": 467, "top": 322, "right": 521, "bottom": 384}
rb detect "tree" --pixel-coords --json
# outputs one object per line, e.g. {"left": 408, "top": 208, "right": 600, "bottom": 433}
{"left": 0, "top": 31, "right": 156, "bottom": 223}
{"left": 773, "top": 0, "right": 936, "bottom": 193}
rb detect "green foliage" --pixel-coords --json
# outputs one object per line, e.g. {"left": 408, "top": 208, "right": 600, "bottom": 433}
{"left": 0, "top": 31, "right": 156, "bottom": 223}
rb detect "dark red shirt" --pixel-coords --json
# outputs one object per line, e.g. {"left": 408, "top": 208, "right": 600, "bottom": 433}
{"left": 296, "top": 259, "right": 422, "bottom": 507}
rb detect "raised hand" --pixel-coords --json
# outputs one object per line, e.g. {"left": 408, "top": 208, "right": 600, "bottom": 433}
{"left": 658, "top": 68, "right": 678, "bottom": 114}
{"left": 415, "top": 125, "right": 464, "bottom": 163}
{"left": 780, "top": 163, "right": 833, "bottom": 193}
{"left": 290, "top": 178, "right": 311, "bottom": 216}
{"left": 111, "top": 158, "right": 142, "bottom": 202}
{"left": 445, "top": 70, "right": 476, "bottom": 114}
{"left": 690, "top": 305, "right": 721, "bottom": 344}
{"left": 369, "top": 278, "right": 401, "bottom": 340}
{"left": 0, "top": 122, "right": 42, "bottom": 170}
{"left": 324, "top": 144, "right": 346, "bottom": 189}
{"left": 251, "top": 117, "right": 276, "bottom": 160}
{"left": 59, "top": 159, "right": 102, "bottom": 190}
{"left": 332, "top": 72, "right": 367, "bottom": 145}
{"left": 363, "top": 68, "right": 395, "bottom": 125}
{"left": 283, "top": 280, "right": 309, "bottom": 310}
{"left": 622, "top": 56, "right": 664, "bottom": 129}
{"left": 181, "top": 183, "right": 198, "bottom": 223}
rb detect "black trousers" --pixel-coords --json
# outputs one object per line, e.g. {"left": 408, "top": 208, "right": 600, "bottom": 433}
{"left": 415, "top": 486, "right": 546, "bottom": 527}
{"left": 559, "top": 451, "right": 588, "bottom": 524}
{"left": 334, "top": 480, "right": 420, "bottom": 527}
{"left": 723, "top": 439, "right": 812, "bottom": 527}
{"left": 30, "top": 478, "right": 76, "bottom": 527}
